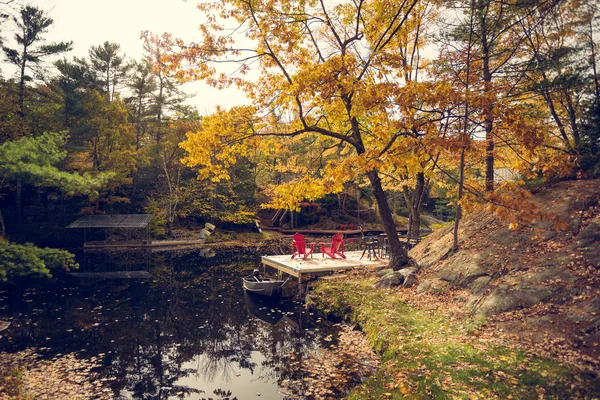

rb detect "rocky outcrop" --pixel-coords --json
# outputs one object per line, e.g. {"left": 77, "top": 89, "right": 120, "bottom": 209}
{"left": 375, "top": 267, "right": 419, "bottom": 289}
{"left": 375, "top": 272, "right": 403, "bottom": 289}
{"left": 409, "top": 179, "right": 600, "bottom": 359}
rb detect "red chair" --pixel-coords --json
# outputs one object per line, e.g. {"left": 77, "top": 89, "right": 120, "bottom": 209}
{"left": 320, "top": 233, "right": 346, "bottom": 259}
{"left": 339, "top": 224, "right": 347, "bottom": 230}
{"left": 291, "top": 233, "right": 315, "bottom": 260}
{"left": 348, "top": 223, "right": 355, "bottom": 230}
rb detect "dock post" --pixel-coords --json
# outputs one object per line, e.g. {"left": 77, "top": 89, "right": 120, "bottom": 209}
{"left": 298, "top": 273, "right": 304, "bottom": 298}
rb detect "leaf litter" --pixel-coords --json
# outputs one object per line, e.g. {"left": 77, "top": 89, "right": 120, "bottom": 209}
{"left": 279, "top": 324, "right": 380, "bottom": 400}
{"left": 0, "top": 348, "right": 114, "bottom": 399}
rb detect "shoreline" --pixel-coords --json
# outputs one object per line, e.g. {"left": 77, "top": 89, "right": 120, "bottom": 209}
{"left": 306, "top": 270, "right": 600, "bottom": 399}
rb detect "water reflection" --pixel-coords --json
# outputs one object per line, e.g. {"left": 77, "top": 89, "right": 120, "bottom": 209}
{"left": 0, "top": 249, "right": 340, "bottom": 399}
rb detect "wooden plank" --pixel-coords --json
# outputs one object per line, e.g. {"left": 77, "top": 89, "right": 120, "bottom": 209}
{"left": 68, "top": 271, "right": 151, "bottom": 279}
{"left": 261, "top": 227, "right": 409, "bottom": 235}
{"left": 84, "top": 239, "right": 205, "bottom": 249}
{"left": 261, "top": 256, "right": 300, "bottom": 277}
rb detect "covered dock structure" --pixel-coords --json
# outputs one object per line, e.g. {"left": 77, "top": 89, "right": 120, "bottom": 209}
{"left": 67, "top": 214, "right": 207, "bottom": 249}
{"left": 67, "top": 214, "right": 153, "bottom": 247}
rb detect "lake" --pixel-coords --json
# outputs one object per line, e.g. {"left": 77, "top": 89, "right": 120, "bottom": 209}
{"left": 0, "top": 248, "right": 365, "bottom": 399}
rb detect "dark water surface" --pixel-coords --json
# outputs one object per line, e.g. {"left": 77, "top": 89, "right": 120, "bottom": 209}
{"left": 0, "top": 249, "right": 341, "bottom": 399}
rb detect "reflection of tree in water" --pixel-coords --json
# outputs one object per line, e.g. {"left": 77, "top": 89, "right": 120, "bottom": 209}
{"left": 0, "top": 250, "right": 341, "bottom": 399}
{"left": 103, "top": 255, "right": 258, "bottom": 399}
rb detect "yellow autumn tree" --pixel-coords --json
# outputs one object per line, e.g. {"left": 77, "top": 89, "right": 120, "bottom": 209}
{"left": 158, "top": 0, "right": 453, "bottom": 268}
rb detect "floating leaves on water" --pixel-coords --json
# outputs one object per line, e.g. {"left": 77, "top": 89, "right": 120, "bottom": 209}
{"left": 278, "top": 325, "right": 380, "bottom": 399}
{"left": 0, "top": 349, "right": 114, "bottom": 399}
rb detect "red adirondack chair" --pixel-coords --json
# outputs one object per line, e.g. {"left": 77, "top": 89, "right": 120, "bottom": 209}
{"left": 320, "top": 233, "right": 346, "bottom": 259}
{"left": 291, "top": 233, "right": 315, "bottom": 260}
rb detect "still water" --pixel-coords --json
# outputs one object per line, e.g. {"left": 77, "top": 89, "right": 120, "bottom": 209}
{"left": 0, "top": 249, "right": 343, "bottom": 399}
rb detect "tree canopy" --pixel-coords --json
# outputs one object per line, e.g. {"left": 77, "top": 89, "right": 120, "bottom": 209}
{"left": 0, "top": 0, "right": 597, "bottom": 271}
{"left": 0, "top": 131, "right": 113, "bottom": 196}
{"left": 161, "top": 0, "right": 456, "bottom": 267}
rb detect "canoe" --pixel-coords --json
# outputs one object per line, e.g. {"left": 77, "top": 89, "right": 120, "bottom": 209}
{"left": 0, "top": 320, "right": 10, "bottom": 331}
{"left": 242, "top": 274, "right": 286, "bottom": 297}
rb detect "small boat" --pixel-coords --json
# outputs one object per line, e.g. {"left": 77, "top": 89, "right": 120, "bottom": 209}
{"left": 243, "top": 269, "right": 288, "bottom": 297}
{"left": 0, "top": 320, "right": 10, "bottom": 339}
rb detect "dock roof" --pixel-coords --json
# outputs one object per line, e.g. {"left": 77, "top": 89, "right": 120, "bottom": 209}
{"left": 66, "top": 214, "right": 153, "bottom": 229}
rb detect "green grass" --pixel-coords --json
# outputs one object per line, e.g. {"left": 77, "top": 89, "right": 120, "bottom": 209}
{"left": 309, "top": 278, "right": 600, "bottom": 399}
{"left": 0, "top": 366, "right": 29, "bottom": 399}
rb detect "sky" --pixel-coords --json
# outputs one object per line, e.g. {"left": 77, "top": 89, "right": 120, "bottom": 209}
{"left": 1, "top": 0, "right": 248, "bottom": 113}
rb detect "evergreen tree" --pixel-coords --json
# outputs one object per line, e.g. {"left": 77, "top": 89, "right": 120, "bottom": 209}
{"left": 54, "top": 57, "right": 103, "bottom": 128}
{"left": 1, "top": 5, "right": 72, "bottom": 135}
{"left": 89, "top": 41, "right": 130, "bottom": 101}
{"left": 126, "top": 57, "right": 156, "bottom": 149}
{"left": 0, "top": 131, "right": 113, "bottom": 235}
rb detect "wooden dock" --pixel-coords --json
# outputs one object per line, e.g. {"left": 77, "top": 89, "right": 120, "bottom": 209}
{"left": 68, "top": 271, "right": 152, "bottom": 279}
{"left": 262, "top": 227, "right": 408, "bottom": 236}
{"left": 84, "top": 239, "right": 205, "bottom": 250}
{"left": 261, "top": 251, "right": 388, "bottom": 295}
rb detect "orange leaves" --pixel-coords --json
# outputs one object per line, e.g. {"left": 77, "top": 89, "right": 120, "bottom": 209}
{"left": 494, "top": 101, "right": 546, "bottom": 153}
{"left": 465, "top": 182, "right": 571, "bottom": 232}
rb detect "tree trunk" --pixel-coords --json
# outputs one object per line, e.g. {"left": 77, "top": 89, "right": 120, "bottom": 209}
{"left": 106, "top": 67, "right": 111, "bottom": 100}
{"left": 367, "top": 168, "right": 409, "bottom": 270}
{"left": 349, "top": 108, "right": 410, "bottom": 269}
{"left": 356, "top": 187, "right": 360, "bottom": 223}
{"left": 403, "top": 172, "right": 425, "bottom": 239}
{"left": 454, "top": 0, "right": 473, "bottom": 251}
{"left": 17, "top": 45, "right": 28, "bottom": 136}
{"left": 271, "top": 209, "right": 283, "bottom": 226}
{"left": 481, "top": 16, "right": 494, "bottom": 192}
{"left": 16, "top": 179, "right": 23, "bottom": 230}
{"left": 453, "top": 146, "right": 466, "bottom": 251}
{"left": 520, "top": 22, "right": 574, "bottom": 152}
{"left": 0, "top": 208, "right": 6, "bottom": 237}
{"left": 278, "top": 210, "right": 288, "bottom": 227}
{"left": 563, "top": 91, "right": 581, "bottom": 148}
{"left": 156, "top": 74, "right": 165, "bottom": 143}
{"left": 589, "top": 13, "right": 600, "bottom": 101}
{"left": 483, "top": 83, "right": 494, "bottom": 191}
{"left": 18, "top": 47, "right": 27, "bottom": 119}
{"left": 409, "top": 213, "right": 420, "bottom": 238}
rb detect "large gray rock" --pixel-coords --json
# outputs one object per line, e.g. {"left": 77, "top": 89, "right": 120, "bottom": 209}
{"left": 402, "top": 274, "right": 418, "bottom": 288}
{"left": 476, "top": 283, "right": 556, "bottom": 317}
{"left": 397, "top": 267, "right": 419, "bottom": 277}
{"left": 375, "top": 272, "right": 403, "bottom": 289}
{"left": 392, "top": 258, "right": 421, "bottom": 272}
{"left": 468, "top": 276, "right": 492, "bottom": 294}
{"left": 576, "top": 217, "right": 600, "bottom": 267}
{"left": 377, "top": 268, "right": 394, "bottom": 278}
{"left": 437, "top": 256, "right": 487, "bottom": 287}
{"left": 416, "top": 278, "right": 450, "bottom": 294}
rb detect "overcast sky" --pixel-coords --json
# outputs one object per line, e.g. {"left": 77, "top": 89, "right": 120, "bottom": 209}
{"left": 1, "top": 0, "right": 248, "bottom": 113}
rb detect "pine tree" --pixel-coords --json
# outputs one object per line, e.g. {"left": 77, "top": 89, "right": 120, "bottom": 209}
{"left": 2, "top": 5, "right": 72, "bottom": 134}
{"left": 89, "top": 41, "right": 130, "bottom": 101}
